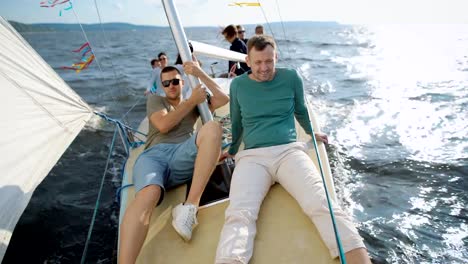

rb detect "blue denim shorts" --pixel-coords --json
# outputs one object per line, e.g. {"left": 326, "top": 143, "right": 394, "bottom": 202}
{"left": 133, "top": 133, "right": 198, "bottom": 203}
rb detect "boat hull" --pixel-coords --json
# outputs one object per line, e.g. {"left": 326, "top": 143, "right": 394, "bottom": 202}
{"left": 119, "top": 98, "right": 339, "bottom": 264}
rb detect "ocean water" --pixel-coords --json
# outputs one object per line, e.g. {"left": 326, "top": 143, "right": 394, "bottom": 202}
{"left": 4, "top": 23, "right": 468, "bottom": 263}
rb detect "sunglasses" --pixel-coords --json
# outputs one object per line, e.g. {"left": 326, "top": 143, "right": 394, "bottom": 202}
{"left": 162, "top": 78, "right": 181, "bottom": 87}
{"left": 238, "top": 30, "right": 245, "bottom": 33}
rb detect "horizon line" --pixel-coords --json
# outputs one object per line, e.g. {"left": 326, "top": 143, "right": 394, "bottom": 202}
{"left": 9, "top": 19, "right": 343, "bottom": 28}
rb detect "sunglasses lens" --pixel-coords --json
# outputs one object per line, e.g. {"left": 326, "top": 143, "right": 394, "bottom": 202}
{"left": 162, "top": 80, "right": 171, "bottom": 87}
{"left": 162, "top": 78, "right": 180, "bottom": 87}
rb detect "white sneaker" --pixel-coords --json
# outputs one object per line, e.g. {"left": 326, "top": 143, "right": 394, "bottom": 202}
{"left": 172, "top": 203, "right": 198, "bottom": 241}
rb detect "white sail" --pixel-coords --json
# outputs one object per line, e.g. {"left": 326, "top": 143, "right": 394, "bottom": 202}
{"left": 191, "top": 40, "right": 246, "bottom": 62}
{"left": 0, "top": 17, "right": 93, "bottom": 261}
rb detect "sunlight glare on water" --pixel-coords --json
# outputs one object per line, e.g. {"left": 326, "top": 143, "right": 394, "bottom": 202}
{"left": 335, "top": 24, "right": 468, "bottom": 164}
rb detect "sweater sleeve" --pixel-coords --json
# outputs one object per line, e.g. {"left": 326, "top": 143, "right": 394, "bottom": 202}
{"left": 293, "top": 70, "right": 313, "bottom": 135}
{"left": 228, "top": 80, "right": 243, "bottom": 155}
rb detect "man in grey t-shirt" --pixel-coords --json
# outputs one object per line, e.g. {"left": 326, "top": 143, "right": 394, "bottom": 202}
{"left": 120, "top": 63, "right": 229, "bottom": 263}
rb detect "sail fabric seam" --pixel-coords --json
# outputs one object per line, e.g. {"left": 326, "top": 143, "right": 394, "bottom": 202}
{"left": 0, "top": 70, "right": 88, "bottom": 132}
{"left": 0, "top": 62, "right": 91, "bottom": 112}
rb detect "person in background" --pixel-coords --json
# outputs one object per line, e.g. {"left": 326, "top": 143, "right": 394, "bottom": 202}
{"left": 222, "top": 24, "right": 250, "bottom": 77}
{"left": 236, "top": 25, "right": 248, "bottom": 44}
{"left": 150, "top": 58, "right": 161, "bottom": 69}
{"left": 215, "top": 35, "right": 371, "bottom": 264}
{"left": 255, "top": 24, "right": 264, "bottom": 35}
{"left": 120, "top": 62, "right": 229, "bottom": 264}
{"left": 146, "top": 51, "right": 190, "bottom": 98}
{"left": 146, "top": 52, "right": 169, "bottom": 96}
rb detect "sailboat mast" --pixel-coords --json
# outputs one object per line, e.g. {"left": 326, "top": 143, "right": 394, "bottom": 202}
{"left": 161, "top": 0, "right": 213, "bottom": 123}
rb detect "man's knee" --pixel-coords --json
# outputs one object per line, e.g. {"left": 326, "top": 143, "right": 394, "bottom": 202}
{"left": 225, "top": 206, "right": 261, "bottom": 224}
{"left": 135, "top": 185, "right": 162, "bottom": 206}
{"left": 198, "top": 121, "right": 222, "bottom": 142}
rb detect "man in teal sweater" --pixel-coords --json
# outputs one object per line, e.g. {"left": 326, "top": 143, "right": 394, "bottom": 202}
{"left": 215, "top": 35, "right": 371, "bottom": 264}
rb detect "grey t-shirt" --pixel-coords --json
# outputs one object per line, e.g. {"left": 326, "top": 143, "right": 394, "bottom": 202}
{"left": 145, "top": 95, "right": 199, "bottom": 149}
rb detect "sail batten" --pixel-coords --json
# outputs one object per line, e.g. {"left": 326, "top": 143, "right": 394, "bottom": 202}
{"left": 0, "top": 16, "right": 93, "bottom": 261}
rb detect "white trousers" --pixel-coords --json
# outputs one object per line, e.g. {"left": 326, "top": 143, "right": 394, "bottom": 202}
{"left": 215, "top": 142, "right": 365, "bottom": 264}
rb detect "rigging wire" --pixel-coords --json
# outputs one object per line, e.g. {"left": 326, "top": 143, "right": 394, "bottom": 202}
{"left": 68, "top": 0, "right": 119, "bottom": 104}
{"left": 91, "top": 0, "right": 147, "bottom": 122}
{"left": 80, "top": 127, "right": 118, "bottom": 264}
{"left": 256, "top": 0, "right": 285, "bottom": 59}
{"left": 68, "top": 2, "right": 149, "bottom": 260}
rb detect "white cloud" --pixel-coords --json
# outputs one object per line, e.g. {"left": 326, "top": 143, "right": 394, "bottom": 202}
{"left": 114, "top": 3, "right": 124, "bottom": 12}
{"left": 143, "top": 0, "right": 163, "bottom": 7}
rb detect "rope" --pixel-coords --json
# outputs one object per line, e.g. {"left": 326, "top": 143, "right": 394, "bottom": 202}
{"left": 307, "top": 99, "right": 347, "bottom": 264}
{"left": 94, "top": 111, "right": 147, "bottom": 137}
{"left": 115, "top": 184, "right": 134, "bottom": 204}
{"left": 80, "top": 127, "right": 118, "bottom": 264}
{"left": 121, "top": 94, "right": 146, "bottom": 120}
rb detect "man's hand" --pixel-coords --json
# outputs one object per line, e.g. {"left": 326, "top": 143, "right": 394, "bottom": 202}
{"left": 314, "top": 132, "right": 329, "bottom": 144}
{"left": 188, "top": 85, "right": 207, "bottom": 105}
{"left": 183, "top": 61, "right": 202, "bottom": 77}
{"left": 219, "top": 151, "right": 234, "bottom": 162}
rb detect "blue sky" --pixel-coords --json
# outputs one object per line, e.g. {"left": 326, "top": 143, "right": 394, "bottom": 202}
{"left": 2, "top": 0, "right": 468, "bottom": 27}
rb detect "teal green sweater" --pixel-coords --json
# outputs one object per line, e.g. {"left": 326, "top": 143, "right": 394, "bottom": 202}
{"left": 228, "top": 68, "right": 313, "bottom": 155}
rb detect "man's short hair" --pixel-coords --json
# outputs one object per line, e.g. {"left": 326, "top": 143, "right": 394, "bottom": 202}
{"left": 175, "top": 42, "right": 194, "bottom": 65}
{"left": 246, "top": 35, "right": 276, "bottom": 53}
{"left": 222, "top": 24, "right": 237, "bottom": 39}
{"left": 160, "top": 66, "right": 181, "bottom": 79}
{"left": 236, "top": 25, "right": 245, "bottom": 33}
{"left": 150, "top": 58, "right": 159, "bottom": 66}
{"left": 157, "top": 52, "right": 167, "bottom": 59}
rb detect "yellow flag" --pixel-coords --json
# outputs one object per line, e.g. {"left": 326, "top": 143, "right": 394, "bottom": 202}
{"left": 229, "top": 2, "right": 261, "bottom": 7}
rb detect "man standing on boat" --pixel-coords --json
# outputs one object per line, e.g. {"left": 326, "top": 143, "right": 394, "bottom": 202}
{"left": 215, "top": 35, "right": 371, "bottom": 264}
{"left": 120, "top": 62, "right": 229, "bottom": 263}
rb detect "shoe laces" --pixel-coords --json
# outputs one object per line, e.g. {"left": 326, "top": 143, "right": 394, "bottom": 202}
{"left": 182, "top": 205, "right": 196, "bottom": 227}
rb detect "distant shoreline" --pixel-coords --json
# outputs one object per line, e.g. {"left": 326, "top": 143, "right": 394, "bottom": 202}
{"left": 9, "top": 20, "right": 341, "bottom": 33}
